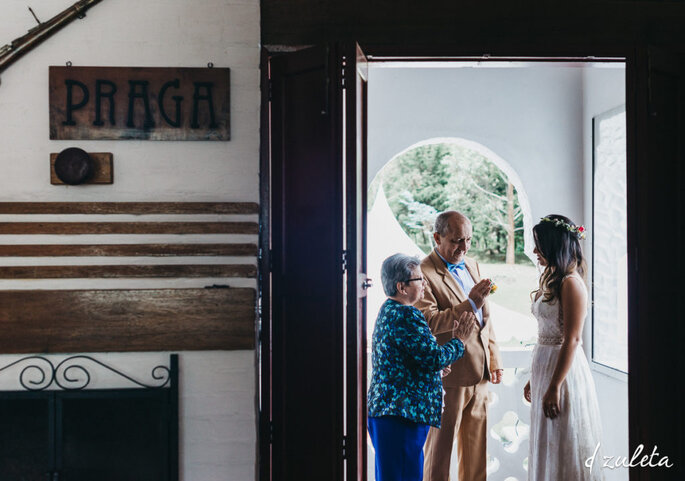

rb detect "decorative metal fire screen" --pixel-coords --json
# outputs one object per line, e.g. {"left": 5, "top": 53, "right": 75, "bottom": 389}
{"left": 0, "top": 354, "right": 178, "bottom": 481}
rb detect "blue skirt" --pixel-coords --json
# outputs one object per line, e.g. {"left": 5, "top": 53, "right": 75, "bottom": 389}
{"left": 367, "top": 416, "right": 430, "bottom": 481}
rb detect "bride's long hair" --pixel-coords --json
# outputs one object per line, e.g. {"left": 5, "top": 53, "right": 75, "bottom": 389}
{"left": 533, "top": 214, "right": 587, "bottom": 302}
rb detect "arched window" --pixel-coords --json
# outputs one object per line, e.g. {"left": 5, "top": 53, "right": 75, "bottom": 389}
{"left": 368, "top": 137, "right": 537, "bottom": 349}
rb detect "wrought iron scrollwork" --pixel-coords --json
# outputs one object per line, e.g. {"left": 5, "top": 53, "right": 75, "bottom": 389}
{"left": 0, "top": 355, "right": 55, "bottom": 390}
{"left": 0, "top": 355, "right": 171, "bottom": 391}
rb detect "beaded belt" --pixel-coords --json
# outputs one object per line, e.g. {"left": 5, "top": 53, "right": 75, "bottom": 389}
{"left": 538, "top": 336, "right": 563, "bottom": 346}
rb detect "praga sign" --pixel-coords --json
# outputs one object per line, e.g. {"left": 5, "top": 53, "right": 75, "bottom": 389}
{"left": 49, "top": 66, "right": 230, "bottom": 141}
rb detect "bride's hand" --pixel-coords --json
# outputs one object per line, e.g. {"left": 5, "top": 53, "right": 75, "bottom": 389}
{"left": 523, "top": 381, "right": 531, "bottom": 403}
{"left": 542, "top": 385, "right": 561, "bottom": 419}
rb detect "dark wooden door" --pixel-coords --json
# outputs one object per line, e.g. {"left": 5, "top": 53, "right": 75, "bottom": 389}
{"left": 270, "top": 45, "right": 346, "bottom": 481}
{"left": 629, "top": 48, "right": 684, "bottom": 480}
{"left": 268, "top": 43, "right": 368, "bottom": 481}
{"left": 344, "top": 43, "right": 369, "bottom": 481}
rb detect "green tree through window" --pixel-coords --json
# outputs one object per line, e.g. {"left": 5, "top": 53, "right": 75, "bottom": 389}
{"left": 370, "top": 142, "right": 528, "bottom": 265}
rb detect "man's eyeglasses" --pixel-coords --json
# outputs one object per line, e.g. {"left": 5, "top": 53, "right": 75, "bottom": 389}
{"left": 404, "top": 277, "right": 425, "bottom": 284}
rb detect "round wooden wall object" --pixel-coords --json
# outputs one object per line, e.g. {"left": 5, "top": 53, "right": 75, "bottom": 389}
{"left": 54, "top": 147, "right": 94, "bottom": 185}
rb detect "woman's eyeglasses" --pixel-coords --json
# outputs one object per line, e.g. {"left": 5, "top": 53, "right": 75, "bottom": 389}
{"left": 404, "top": 277, "right": 425, "bottom": 284}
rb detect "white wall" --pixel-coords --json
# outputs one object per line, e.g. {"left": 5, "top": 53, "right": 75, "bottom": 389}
{"left": 368, "top": 63, "right": 585, "bottom": 227}
{"left": 0, "top": 1, "right": 260, "bottom": 480}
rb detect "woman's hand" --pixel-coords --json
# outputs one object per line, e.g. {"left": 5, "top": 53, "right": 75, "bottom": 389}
{"left": 452, "top": 311, "right": 479, "bottom": 342}
{"left": 542, "top": 384, "right": 561, "bottom": 418}
{"left": 523, "top": 380, "right": 531, "bottom": 403}
{"left": 440, "top": 366, "right": 451, "bottom": 378}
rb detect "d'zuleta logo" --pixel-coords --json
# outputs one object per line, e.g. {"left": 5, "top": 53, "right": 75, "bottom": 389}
{"left": 585, "top": 443, "right": 674, "bottom": 470}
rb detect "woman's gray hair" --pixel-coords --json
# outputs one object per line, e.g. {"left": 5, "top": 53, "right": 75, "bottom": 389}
{"left": 381, "top": 253, "right": 421, "bottom": 296}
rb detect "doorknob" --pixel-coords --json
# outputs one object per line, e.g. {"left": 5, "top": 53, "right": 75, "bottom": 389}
{"left": 361, "top": 277, "right": 373, "bottom": 289}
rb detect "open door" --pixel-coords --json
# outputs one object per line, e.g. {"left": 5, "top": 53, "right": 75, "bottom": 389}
{"left": 265, "top": 43, "right": 368, "bottom": 481}
{"left": 343, "top": 43, "right": 370, "bottom": 481}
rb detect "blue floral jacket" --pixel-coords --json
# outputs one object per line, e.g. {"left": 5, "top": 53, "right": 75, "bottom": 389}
{"left": 367, "top": 299, "right": 465, "bottom": 427}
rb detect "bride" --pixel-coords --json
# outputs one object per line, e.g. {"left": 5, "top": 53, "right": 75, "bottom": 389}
{"left": 524, "top": 215, "right": 604, "bottom": 480}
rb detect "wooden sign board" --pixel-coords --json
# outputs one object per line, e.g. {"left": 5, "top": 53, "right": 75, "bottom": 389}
{"left": 49, "top": 66, "right": 230, "bottom": 140}
{"left": 50, "top": 152, "right": 113, "bottom": 184}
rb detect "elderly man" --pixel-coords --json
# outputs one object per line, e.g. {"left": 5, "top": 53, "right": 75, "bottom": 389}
{"left": 418, "top": 211, "right": 503, "bottom": 481}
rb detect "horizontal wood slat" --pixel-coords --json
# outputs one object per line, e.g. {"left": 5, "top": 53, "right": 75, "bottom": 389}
{"left": 0, "top": 288, "right": 255, "bottom": 352}
{"left": 0, "top": 265, "right": 256, "bottom": 279}
{"left": 0, "top": 243, "right": 258, "bottom": 257}
{"left": 0, "top": 222, "right": 258, "bottom": 235}
{"left": 0, "top": 202, "right": 259, "bottom": 215}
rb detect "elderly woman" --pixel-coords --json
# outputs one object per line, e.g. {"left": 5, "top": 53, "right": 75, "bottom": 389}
{"left": 367, "top": 253, "right": 479, "bottom": 481}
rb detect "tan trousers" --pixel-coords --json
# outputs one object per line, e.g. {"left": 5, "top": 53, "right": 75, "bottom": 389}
{"left": 423, "top": 380, "right": 489, "bottom": 481}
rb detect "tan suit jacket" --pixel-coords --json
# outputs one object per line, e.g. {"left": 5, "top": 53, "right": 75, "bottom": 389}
{"left": 416, "top": 250, "right": 502, "bottom": 387}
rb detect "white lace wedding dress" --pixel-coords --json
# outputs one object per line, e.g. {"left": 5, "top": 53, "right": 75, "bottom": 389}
{"left": 529, "top": 279, "right": 604, "bottom": 481}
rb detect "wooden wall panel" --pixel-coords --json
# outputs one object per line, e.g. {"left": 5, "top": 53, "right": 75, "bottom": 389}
{"left": 0, "top": 243, "right": 258, "bottom": 257}
{"left": 0, "top": 288, "right": 255, "bottom": 353}
{"left": 0, "top": 222, "right": 258, "bottom": 235}
{"left": 0, "top": 201, "right": 259, "bottom": 352}
{"left": 0, "top": 202, "right": 259, "bottom": 215}
{"left": 0, "top": 265, "right": 256, "bottom": 279}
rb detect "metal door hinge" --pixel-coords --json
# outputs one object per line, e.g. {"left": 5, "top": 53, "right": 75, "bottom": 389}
{"left": 341, "top": 250, "right": 349, "bottom": 273}
{"left": 342, "top": 434, "right": 349, "bottom": 460}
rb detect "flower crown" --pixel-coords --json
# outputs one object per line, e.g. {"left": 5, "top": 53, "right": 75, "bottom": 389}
{"left": 540, "top": 217, "right": 586, "bottom": 239}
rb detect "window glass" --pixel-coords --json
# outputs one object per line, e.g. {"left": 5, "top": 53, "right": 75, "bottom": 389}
{"left": 592, "top": 106, "right": 628, "bottom": 373}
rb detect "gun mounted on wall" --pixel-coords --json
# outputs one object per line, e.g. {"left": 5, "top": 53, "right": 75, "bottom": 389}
{"left": 0, "top": 0, "right": 104, "bottom": 86}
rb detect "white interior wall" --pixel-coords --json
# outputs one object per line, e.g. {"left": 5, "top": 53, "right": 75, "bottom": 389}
{"left": 0, "top": 1, "right": 260, "bottom": 480}
{"left": 368, "top": 64, "right": 585, "bottom": 226}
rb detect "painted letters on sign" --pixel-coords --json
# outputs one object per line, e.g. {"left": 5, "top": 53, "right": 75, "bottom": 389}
{"left": 49, "top": 66, "right": 230, "bottom": 140}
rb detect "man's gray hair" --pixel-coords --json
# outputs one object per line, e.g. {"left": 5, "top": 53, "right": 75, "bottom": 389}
{"left": 434, "top": 210, "right": 470, "bottom": 236}
{"left": 434, "top": 211, "right": 454, "bottom": 236}
{"left": 381, "top": 253, "right": 421, "bottom": 297}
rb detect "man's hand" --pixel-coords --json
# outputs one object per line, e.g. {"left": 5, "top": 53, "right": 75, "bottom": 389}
{"left": 468, "top": 279, "right": 492, "bottom": 309}
{"left": 489, "top": 369, "right": 503, "bottom": 384}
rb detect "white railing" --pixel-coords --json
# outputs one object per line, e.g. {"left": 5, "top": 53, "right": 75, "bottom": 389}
{"left": 485, "top": 349, "right": 533, "bottom": 481}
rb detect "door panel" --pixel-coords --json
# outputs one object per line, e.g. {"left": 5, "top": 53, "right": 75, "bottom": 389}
{"left": 268, "top": 43, "right": 369, "bottom": 481}
{"left": 344, "top": 43, "right": 369, "bottom": 481}
{"left": 270, "top": 46, "right": 345, "bottom": 481}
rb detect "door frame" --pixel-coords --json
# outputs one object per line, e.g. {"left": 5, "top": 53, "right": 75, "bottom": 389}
{"left": 259, "top": 42, "right": 680, "bottom": 481}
